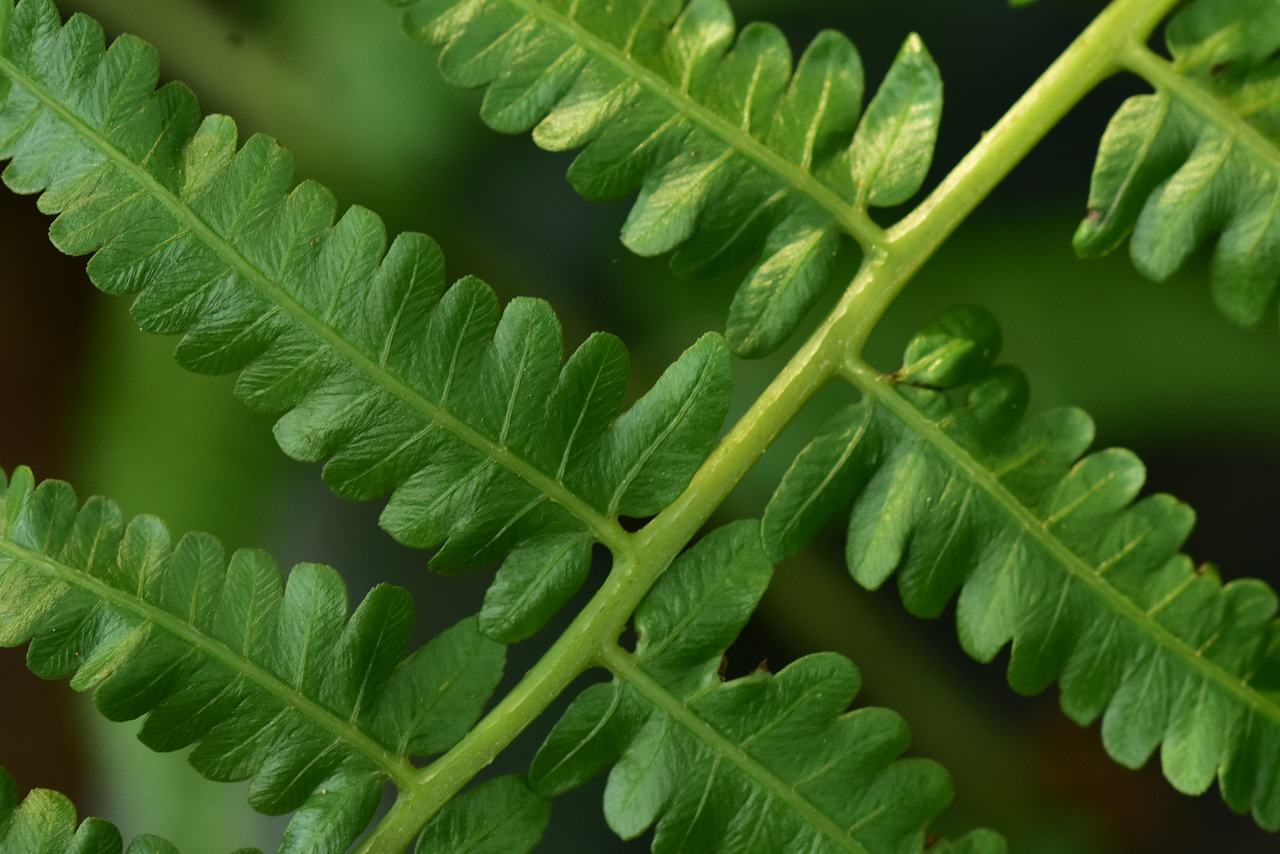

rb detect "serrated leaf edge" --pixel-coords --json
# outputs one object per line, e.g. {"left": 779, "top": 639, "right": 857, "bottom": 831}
{"left": 600, "top": 644, "right": 874, "bottom": 853}
{"left": 0, "top": 34, "right": 629, "bottom": 556}
{"left": 0, "top": 507, "right": 414, "bottom": 787}
{"left": 841, "top": 355, "right": 1280, "bottom": 736}
{"left": 437, "top": 0, "right": 885, "bottom": 249}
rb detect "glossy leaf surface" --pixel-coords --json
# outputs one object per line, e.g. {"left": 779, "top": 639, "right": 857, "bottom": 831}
{"left": 0, "top": 0, "right": 732, "bottom": 592}
{"left": 415, "top": 775, "right": 549, "bottom": 854}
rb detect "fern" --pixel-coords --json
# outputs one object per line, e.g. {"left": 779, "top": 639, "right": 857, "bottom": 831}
{"left": 0, "top": 0, "right": 738, "bottom": 599}
{"left": 529, "top": 520, "right": 1003, "bottom": 853}
{"left": 0, "top": 766, "right": 175, "bottom": 853}
{"left": 0, "top": 465, "right": 518, "bottom": 850}
{"left": 392, "top": 0, "right": 941, "bottom": 357}
{"left": 765, "top": 305, "right": 1280, "bottom": 825}
{"left": 1, "top": 0, "right": 1278, "bottom": 851}
{"left": 1076, "top": 0, "right": 1280, "bottom": 325}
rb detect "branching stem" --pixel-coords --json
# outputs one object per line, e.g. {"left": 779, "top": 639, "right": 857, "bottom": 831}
{"left": 327, "top": 0, "right": 1188, "bottom": 848}
{"left": 359, "top": 0, "right": 1189, "bottom": 847}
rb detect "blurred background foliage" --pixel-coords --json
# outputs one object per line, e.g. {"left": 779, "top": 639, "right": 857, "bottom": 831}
{"left": 0, "top": 0, "right": 1278, "bottom": 851}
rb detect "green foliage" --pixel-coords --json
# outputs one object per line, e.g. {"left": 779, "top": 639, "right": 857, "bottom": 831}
{"left": 0, "top": 0, "right": 732, "bottom": 592}
{"left": 532, "top": 521, "right": 1005, "bottom": 854}
{"left": 393, "top": 0, "right": 941, "bottom": 357}
{"left": 0, "top": 465, "right": 516, "bottom": 851}
{"left": 415, "top": 775, "right": 549, "bottom": 854}
{"left": 0, "top": 767, "right": 179, "bottom": 853}
{"left": 1076, "top": 0, "right": 1280, "bottom": 325}
{"left": 0, "top": 0, "right": 1277, "bottom": 851}
{"left": 765, "top": 306, "right": 1280, "bottom": 826}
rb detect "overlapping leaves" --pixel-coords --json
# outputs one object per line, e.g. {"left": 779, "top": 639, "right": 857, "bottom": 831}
{"left": 0, "top": 466, "right": 532, "bottom": 852}
{"left": 392, "top": 0, "right": 943, "bottom": 357}
{"left": 529, "top": 521, "right": 1004, "bottom": 854}
{"left": 764, "top": 306, "right": 1280, "bottom": 829}
{"left": 1075, "top": 0, "right": 1280, "bottom": 325}
{"left": 0, "top": 0, "right": 732, "bottom": 639}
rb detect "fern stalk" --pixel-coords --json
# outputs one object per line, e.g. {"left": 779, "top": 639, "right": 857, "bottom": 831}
{"left": 356, "top": 1, "right": 1198, "bottom": 846}
{"left": 887, "top": 0, "right": 1179, "bottom": 291}
{"left": 0, "top": 0, "right": 1261, "bottom": 847}
{"left": 640, "top": 0, "right": 1181, "bottom": 553}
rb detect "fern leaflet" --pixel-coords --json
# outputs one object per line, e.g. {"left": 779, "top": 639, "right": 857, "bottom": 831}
{"left": 531, "top": 521, "right": 1005, "bottom": 854}
{"left": 0, "top": 767, "right": 189, "bottom": 854}
{"left": 764, "top": 306, "right": 1280, "bottom": 829}
{"left": 0, "top": 0, "right": 733, "bottom": 641}
{"left": 391, "top": 0, "right": 943, "bottom": 357}
{"left": 0, "top": 466, "right": 537, "bottom": 852}
{"left": 1076, "top": 0, "right": 1280, "bottom": 325}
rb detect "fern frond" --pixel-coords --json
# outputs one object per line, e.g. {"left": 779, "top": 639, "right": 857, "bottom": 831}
{"left": 1075, "top": 0, "right": 1280, "bottom": 325}
{"left": 0, "top": 466, "right": 537, "bottom": 853}
{"left": 416, "top": 774, "right": 549, "bottom": 854}
{"left": 0, "top": 0, "right": 732, "bottom": 623}
{"left": 391, "top": 0, "right": 943, "bottom": 357}
{"left": 763, "top": 306, "right": 1280, "bottom": 829}
{"left": 0, "top": 767, "right": 187, "bottom": 854}
{"left": 530, "top": 521, "right": 1004, "bottom": 854}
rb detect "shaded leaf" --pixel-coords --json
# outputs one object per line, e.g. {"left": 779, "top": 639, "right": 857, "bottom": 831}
{"left": 415, "top": 775, "right": 549, "bottom": 854}
{"left": 479, "top": 532, "right": 595, "bottom": 643}
{"left": 395, "top": 0, "right": 948, "bottom": 356}
{"left": 766, "top": 305, "right": 1280, "bottom": 829}
{"left": 0, "top": 467, "right": 505, "bottom": 849}
{"left": 1075, "top": 0, "right": 1280, "bottom": 325}
{"left": 278, "top": 771, "right": 382, "bottom": 854}
{"left": 533, "top": 521, "right": 1002, "bottom": 853}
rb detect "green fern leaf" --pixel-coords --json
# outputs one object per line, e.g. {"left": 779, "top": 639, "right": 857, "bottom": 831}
{"left": 530, "top": 521, "right": 1004, "bottom": 854}
{"left": 850, "top": 34, "right": 941, "bottom": 209}
{"left": 0, "top": 0, "right": 732, "bottom": 614}
{"left": 478, "top": 532, "right": 595, "bottom": 643}
{"left": 392, "top": 0, "right": 943, "bottom": 357}
{"left": 0, "top": 767, "right": 183, "bottom": 854}
{"left": 415, "top": 775, "right": 549, "bottom": 854}
{"left": 1074, "top": 0, "right": 1280, "bottom": 325}
{"left": 764, "top": 306, "right": 1280, "bottom": 829}
{"left": 0, "top": 466, "right": 525, "bottom": 852}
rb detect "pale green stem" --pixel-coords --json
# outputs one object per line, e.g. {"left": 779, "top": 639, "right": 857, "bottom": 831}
{"left": 352, "top": 252, "right": 888, "bottom": 852}
{"left": 880, "top": 0, "right": 1180, "bottom": 320}
{"left": 358, "top": 0, "right": 1188, "bottom": 848}
{"left": 353, "top": 553, "right": 632, "bottom": 852}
